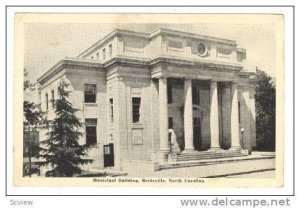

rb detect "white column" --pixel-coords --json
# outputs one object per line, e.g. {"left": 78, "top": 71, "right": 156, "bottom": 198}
{"left": 159, "top": 77, "right": 169, "bottom": 157}
{"left": 210, "top": 81, "right": 220, "bottom": 150}
{"left": 230, "top": 82, "right": 241, "bottom": 150}
{"left": 183, "top": 79, "right": 194, "bottom": 152}
{"left": 249, "top": 86, "right": 256, "bottom": 148}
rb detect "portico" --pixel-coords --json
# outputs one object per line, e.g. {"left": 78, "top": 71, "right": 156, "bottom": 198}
{"left": 157, "top": 74, "right": 242, "bottom": 161}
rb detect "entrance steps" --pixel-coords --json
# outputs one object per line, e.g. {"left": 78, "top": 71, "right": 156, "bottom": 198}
{"left": 157, "top": 151, "right": 275, "bottom": 171}
{"left": 176, "top": 149, "right": 247, "bottom": 162}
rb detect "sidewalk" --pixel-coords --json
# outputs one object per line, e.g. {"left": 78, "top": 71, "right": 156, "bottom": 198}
{"left": 86, "top": 151, "right": 276, "bottom": 178}
{"left": 127, "top": 158, "right": 275, "bottom": 178}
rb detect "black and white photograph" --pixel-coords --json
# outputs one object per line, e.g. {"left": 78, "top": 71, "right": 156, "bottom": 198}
{"left": 1, "top": 3, "right": 298, "bottom": 208}
{"left": 13, "top": 13, "right": 285, "bottom": 188}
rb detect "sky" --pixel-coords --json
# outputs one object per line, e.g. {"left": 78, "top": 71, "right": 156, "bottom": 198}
{"left": 24, "top": 23, "right": 278, "bottom": 83}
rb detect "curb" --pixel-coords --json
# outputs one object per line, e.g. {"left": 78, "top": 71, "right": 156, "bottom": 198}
{"left": 205, "top": 168, "right": 275, "bottom": 178}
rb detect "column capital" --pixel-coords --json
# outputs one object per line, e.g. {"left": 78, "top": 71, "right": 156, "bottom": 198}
{"left": 183, "top": 77, "right": 192, "bottom": 82}
{"left": 231, "top": 81, "right": 239, "bottom": 86}
{"left": 158, "top": 76, "right": 167, "bottom": 80}
{"left": 210, "top": 79, "right": 219, "bottom": 83}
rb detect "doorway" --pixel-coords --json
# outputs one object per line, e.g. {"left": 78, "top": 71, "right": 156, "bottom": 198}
{"left": 193, "top": 117, "right": 202, "bottom": 151}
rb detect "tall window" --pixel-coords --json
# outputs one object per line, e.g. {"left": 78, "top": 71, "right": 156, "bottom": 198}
{"left": 109, "top": 98, "right": 114, "bottom": 123}
{"left": 85, "top": 119, "right": 97, "bottom": 146}
{"left": 168, "top": 117, "right": 173, "bottom": 129}
{"left": 132, "top": 97, "right": 141, "bottom": 123}
{"left": 96, "top": 52, "right": 99, "bottom": 60}
{"left": 45, "top": 93, "right": 48, "bottom": 110}
{"left": 84, "top": 84, "right": 96, "bottom": 103}
{"left": 51, "top": 90, "right": 55, "bottom": 107}
{"left": 102, "top": 48, "right": 106, "bottom": 60}
{"left": 167, "top": 83, "right": 172, "bottom": 104}
{"left": 192, "top": 86, "right": 200, "bottom": 105}
{"left": 108, "top": 44, "right": 112, "bottom": 57}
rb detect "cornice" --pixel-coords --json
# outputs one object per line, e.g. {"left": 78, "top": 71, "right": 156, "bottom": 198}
{"left": 38, "top": 55, "right": 252, "bottom": 87}
{"left": 37, "top": 58, "right": 103, "bottom": 85}
{"left": 150, "top": 28, "right": 237, "bottom": 46}
{"left": 77, "top": 28, "right": 239, "bottom": 59}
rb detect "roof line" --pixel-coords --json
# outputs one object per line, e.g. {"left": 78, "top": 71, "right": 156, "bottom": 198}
{"left": 77, "top": 28, "right": 237, "bottom": 58}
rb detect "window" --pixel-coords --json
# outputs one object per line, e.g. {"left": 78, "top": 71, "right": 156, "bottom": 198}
{"left": 109, "top": 98, "right": 114, "bottom": 123}
{"left": 132, "top": 97, "right": 141, "bottom": 123}
{"left": 91, "top": 56, "right": 94, "bottom": 60}
{"left": 96, "top": 52, "right": 99, "bottom": 60}
{"left": 109, "top": 44, "right": 112, "bottom": 57}
{"left": 45, "top": 93, "right": 48, "bottom": 110}
{"left": 102, "top": 48, "right": 106, "bottom": 60}
{"left": 192, "top": 86, "right": 200, "bottom": 105}
{"left": 85, "top": 119, "right": 97, "bottom": 145}
{"left": 196, "top": 42, "right": 208, "bottom": 57}
{"left": 167, "top": 83, "right": 172, "bottom": 104}
{"left": 51, "top": 90, "right": 55, "bottom": 107}
{"left": 84, "top": 84, "right": 96, "bottom": 103}
{"left": 168, "top": 117, "right": 173, "bottom": 129}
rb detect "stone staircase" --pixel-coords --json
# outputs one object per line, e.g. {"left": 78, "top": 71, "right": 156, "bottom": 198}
{"left": 156, "top": 150, "right": 273, "bottom": 171}
{"left": 176, "top": 149, "right": 248, "bottom": 162}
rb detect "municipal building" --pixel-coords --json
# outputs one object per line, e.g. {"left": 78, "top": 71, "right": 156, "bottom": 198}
{"left": 37, "top": 28, "right": 256, "bottom": 173}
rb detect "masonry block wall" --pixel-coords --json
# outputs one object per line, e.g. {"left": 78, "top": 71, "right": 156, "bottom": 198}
{"left": 65, "top": 68, "right": 107, "bottom": 169}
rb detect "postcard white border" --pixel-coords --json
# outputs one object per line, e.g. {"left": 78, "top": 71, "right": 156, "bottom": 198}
{"left": 6, "top": 6, "right": 294, "bottom": 196}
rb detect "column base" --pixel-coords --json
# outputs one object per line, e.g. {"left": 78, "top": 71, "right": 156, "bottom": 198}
{"left": 208, "top": 147, "right": 221, "bottom": 152}
{"left": 182, "top": 148, "right": 196, "bottom": 154}
{"left": 158, "top": 150, "right": 169, "bottom": 163}
{"left": 229, "top": 146, "right": 241, "bottom": 151}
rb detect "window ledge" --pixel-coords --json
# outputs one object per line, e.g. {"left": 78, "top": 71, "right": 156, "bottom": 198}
{"left": 84, "top": 103, "right": 98, "bottom": 106}
{"left": 131, "top": 123, "right": 143, "bottom": 129}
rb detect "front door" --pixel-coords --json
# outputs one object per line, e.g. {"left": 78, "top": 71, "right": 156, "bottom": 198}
{"left": 193, "top": 117, "right": 202, "bottom": 151}
{"left": 103, "top": 143, "right": 114, "bottom": 168}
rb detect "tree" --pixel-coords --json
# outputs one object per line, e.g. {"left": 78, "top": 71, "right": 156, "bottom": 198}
{"left": 39, "top": 79, "right": 93, "bottom": 177}
{"left": 23, "top": 69, "right": 43, "bottom": 177}
{"left": 23, "top": 101, "right": 43, "bottom": 158}
{"left": 255, "top": 68, "right": 276, "bottom": 151}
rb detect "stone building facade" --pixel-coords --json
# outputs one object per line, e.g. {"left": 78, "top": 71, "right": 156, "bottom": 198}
{"left": 37, "top": 28, "right": 256, "bottom": 173}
